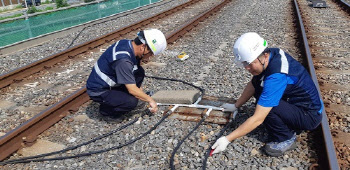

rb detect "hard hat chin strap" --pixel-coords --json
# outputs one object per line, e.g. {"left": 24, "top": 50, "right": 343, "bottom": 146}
{"left": 257, "top": 55, "right": 266, "bottom": 70}
{"left": 140, "top": 44, "right": 146, "bottom": 59}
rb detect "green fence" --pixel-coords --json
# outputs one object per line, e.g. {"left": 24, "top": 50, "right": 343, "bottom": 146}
{"left": 0, "top": 0, "right": 159, "bottom": 48}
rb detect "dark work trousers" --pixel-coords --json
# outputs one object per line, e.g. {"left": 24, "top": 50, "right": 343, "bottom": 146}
{"left": 90, "top": 66, "right": 145, "bottom": 116}
{"left": 263, "top": 100, "right": 322, "bottom": 142}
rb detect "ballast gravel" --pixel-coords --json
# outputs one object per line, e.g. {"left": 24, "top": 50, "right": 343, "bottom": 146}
{"left": 1, "top": 0, "right": 333, "bottom": 169}
{"left": 0, "top": 0, "right": 190, "bottom": 75}
{"left": 297, "top": 0, "right": 350, "bottom": 167}
{"left": 0, "top": 0, "right": 223, "bottom": 135}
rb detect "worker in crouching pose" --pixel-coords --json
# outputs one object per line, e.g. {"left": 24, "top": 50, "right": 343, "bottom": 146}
{"left": 86, "top": 29, "right": 167, "bottom": 116}
{"left": 212, "top": 32, "right": 323, "bottom": 156}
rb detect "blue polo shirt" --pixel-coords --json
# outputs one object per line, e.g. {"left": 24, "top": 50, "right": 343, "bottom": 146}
{"left": 255, "top": 49, "right": 323, "bottom": 114}
{"left": 257, "top": 73, "right": 297, "bottom": 107}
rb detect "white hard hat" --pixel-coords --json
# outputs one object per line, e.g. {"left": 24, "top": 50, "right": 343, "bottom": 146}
{"left": 144, "top": 29, "right": 167, "bottom": 55}
{"left": 233, "top": 32, "right": 268, "bottom": 66}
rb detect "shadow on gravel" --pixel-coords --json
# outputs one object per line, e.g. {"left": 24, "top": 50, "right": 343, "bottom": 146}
{"left": 227, "top": 105, "right": 269, "bottom": 143}
{"left": 84, "top": 100, "right": 149, "bottom": 124}
{"left": 309, "top": 125, "right": 330, "bottom": 170}
{"left": 223, "top": 104, "right": 271, "bottom": 156}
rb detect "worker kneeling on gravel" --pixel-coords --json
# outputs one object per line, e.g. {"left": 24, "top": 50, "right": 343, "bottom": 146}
{"left": 86, "top": 29, "right": 167, "bottom": 116}
{"left": 212, "top": 32, "right": 323, "bottom": 157}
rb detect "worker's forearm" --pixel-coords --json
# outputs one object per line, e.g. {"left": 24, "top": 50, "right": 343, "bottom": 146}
{"left": 126, "top": 85, "right": 153, "bottom": 102}
{"left": 226, "top": 105, "right": 271, "bottom": 142}
{"left": 226, "top": 117, "right": 263, "bottom": 142}
{"left": 235, "top": 81, "right": 255, "bottom": 108}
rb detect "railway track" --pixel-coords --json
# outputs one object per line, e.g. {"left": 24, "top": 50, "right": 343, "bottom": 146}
{"left": 0, "top": 0, "right": 230, "bottom": 162}
{"left": 0, "top": 0, "right": 205, "bottom": 89}
{"left": 0, "top": 0, "right": 348, "bottom": 169}
{"left": 296, "top": 0, "right": 350, "bottom": 168}
{"left": 0, "top": 0, "right": 217, "bottom": 135}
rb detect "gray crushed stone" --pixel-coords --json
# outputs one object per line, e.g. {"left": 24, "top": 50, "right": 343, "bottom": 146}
{"left": 1, "top": 0, "right": 323, "bottom": 169}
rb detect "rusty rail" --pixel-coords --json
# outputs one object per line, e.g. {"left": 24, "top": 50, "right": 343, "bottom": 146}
{"left": 166, "top": 0, "right": 231, "bottom": 43}
{"left": 293, "top": 0, "right": 339, "bottom": 169}
{"left": 335, "top": 0, "right": 350, "bottom": 14}
{"left": 0, "top": 0, "right": 231, "bottom": 161}
{"left": 0, "top": 87, "right": 89, "bottom": 161}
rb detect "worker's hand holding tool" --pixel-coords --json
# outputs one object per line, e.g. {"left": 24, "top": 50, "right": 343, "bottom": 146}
{"left": 149, "top": 100, "right": 158, "bottom": 113}
{"left": 211, "top": 136, "right": 230, "bottom": 154}
{"left": 221, "top": 103, "right": 237, "bottom": 112}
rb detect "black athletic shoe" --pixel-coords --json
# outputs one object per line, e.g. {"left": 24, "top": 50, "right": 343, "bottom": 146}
{"left": 99, "top": 106, "right": 126, "bottom": 118}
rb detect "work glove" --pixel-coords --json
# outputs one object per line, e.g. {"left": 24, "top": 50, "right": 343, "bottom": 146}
{"left": 220, "top": 103, "right": 237, "bottom": 112}
{"left": 148, "top": 100, "right": 158, "bottom": 113}
{"left": 212, "top": 136, "right": 230, "bottom": 154}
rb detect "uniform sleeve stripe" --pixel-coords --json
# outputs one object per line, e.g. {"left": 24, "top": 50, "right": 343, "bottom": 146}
{"left": 112, "top": 41, "right": 131, "bottom": 61}
{"left": 279, "top": 49, "right": 289, "bottom": 74}
{"left": 114, "top": 51, "right": 131, "bottom": 59}
{"left": 112, "top": 41, "right": 119, "bottom": 61}
{"left": 94, "top": 62, "right": 116, "bottom": 87}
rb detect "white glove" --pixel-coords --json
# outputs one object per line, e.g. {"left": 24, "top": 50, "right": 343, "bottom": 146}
{"left": 211, "top": 136, "right": 230, "bottom": 154}
{"left": 221, "top": 103, "right": 237, "bottom": 112}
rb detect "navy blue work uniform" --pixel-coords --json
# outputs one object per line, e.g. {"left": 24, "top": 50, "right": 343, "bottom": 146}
{"left": 86, "top": 40, "right": 144, "bottom": 116}
{"left": 252, "top": 48, "right": 323, "bottom": 142}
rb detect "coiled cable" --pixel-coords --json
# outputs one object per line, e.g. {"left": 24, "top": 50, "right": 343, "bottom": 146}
{"left": 0, "top": 75, "right": 204, "bottom": 165}
{"left": 0, "top": 110, "right": 149, "bottom": 165}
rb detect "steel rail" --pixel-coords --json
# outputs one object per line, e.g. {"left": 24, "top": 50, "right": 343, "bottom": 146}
{"left": 0, "top": 87, "right": 89, "bottom": 161}
{"left": 0, "top": 0, "right": 231, "bottom": 161}
{"left": 0, "top": 0, "right": 202, "bottom": 89}
{"left": 293, "top": 0, "right": 339, "bottom": 169}
{"left": 335, "top": 0, "right": 350, "bottom": 14}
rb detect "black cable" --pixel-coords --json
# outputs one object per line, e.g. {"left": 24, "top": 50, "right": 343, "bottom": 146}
{"left": 169, "top": 115, "right": 207, "bottom": 170}
{"left": 65, "top": 0, "right": 174, "bottom": 49}
{"left": 0, "top": 76, "right": 205, "bottom": 165}
{"left": 145, "top": 75, "right": 205, "bottom": 95}
{"left": 0, "top": 111, "right": 148, "bottom": 165}
{"left": 0, "top": 110, "right": 172, "bottom": 165}
{"left": 66, "top": 27, "right": 88, "bottom": 49}
{"left": 146, "top": 75, "right": 208, "bottom": 170}
{"left": 202, "top": 112, "right": 236, "bottom": 170}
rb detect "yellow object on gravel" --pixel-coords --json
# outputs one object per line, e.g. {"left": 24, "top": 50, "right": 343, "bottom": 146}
{"left": 177, "top": 52, "right": 189, "bottom": 61}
